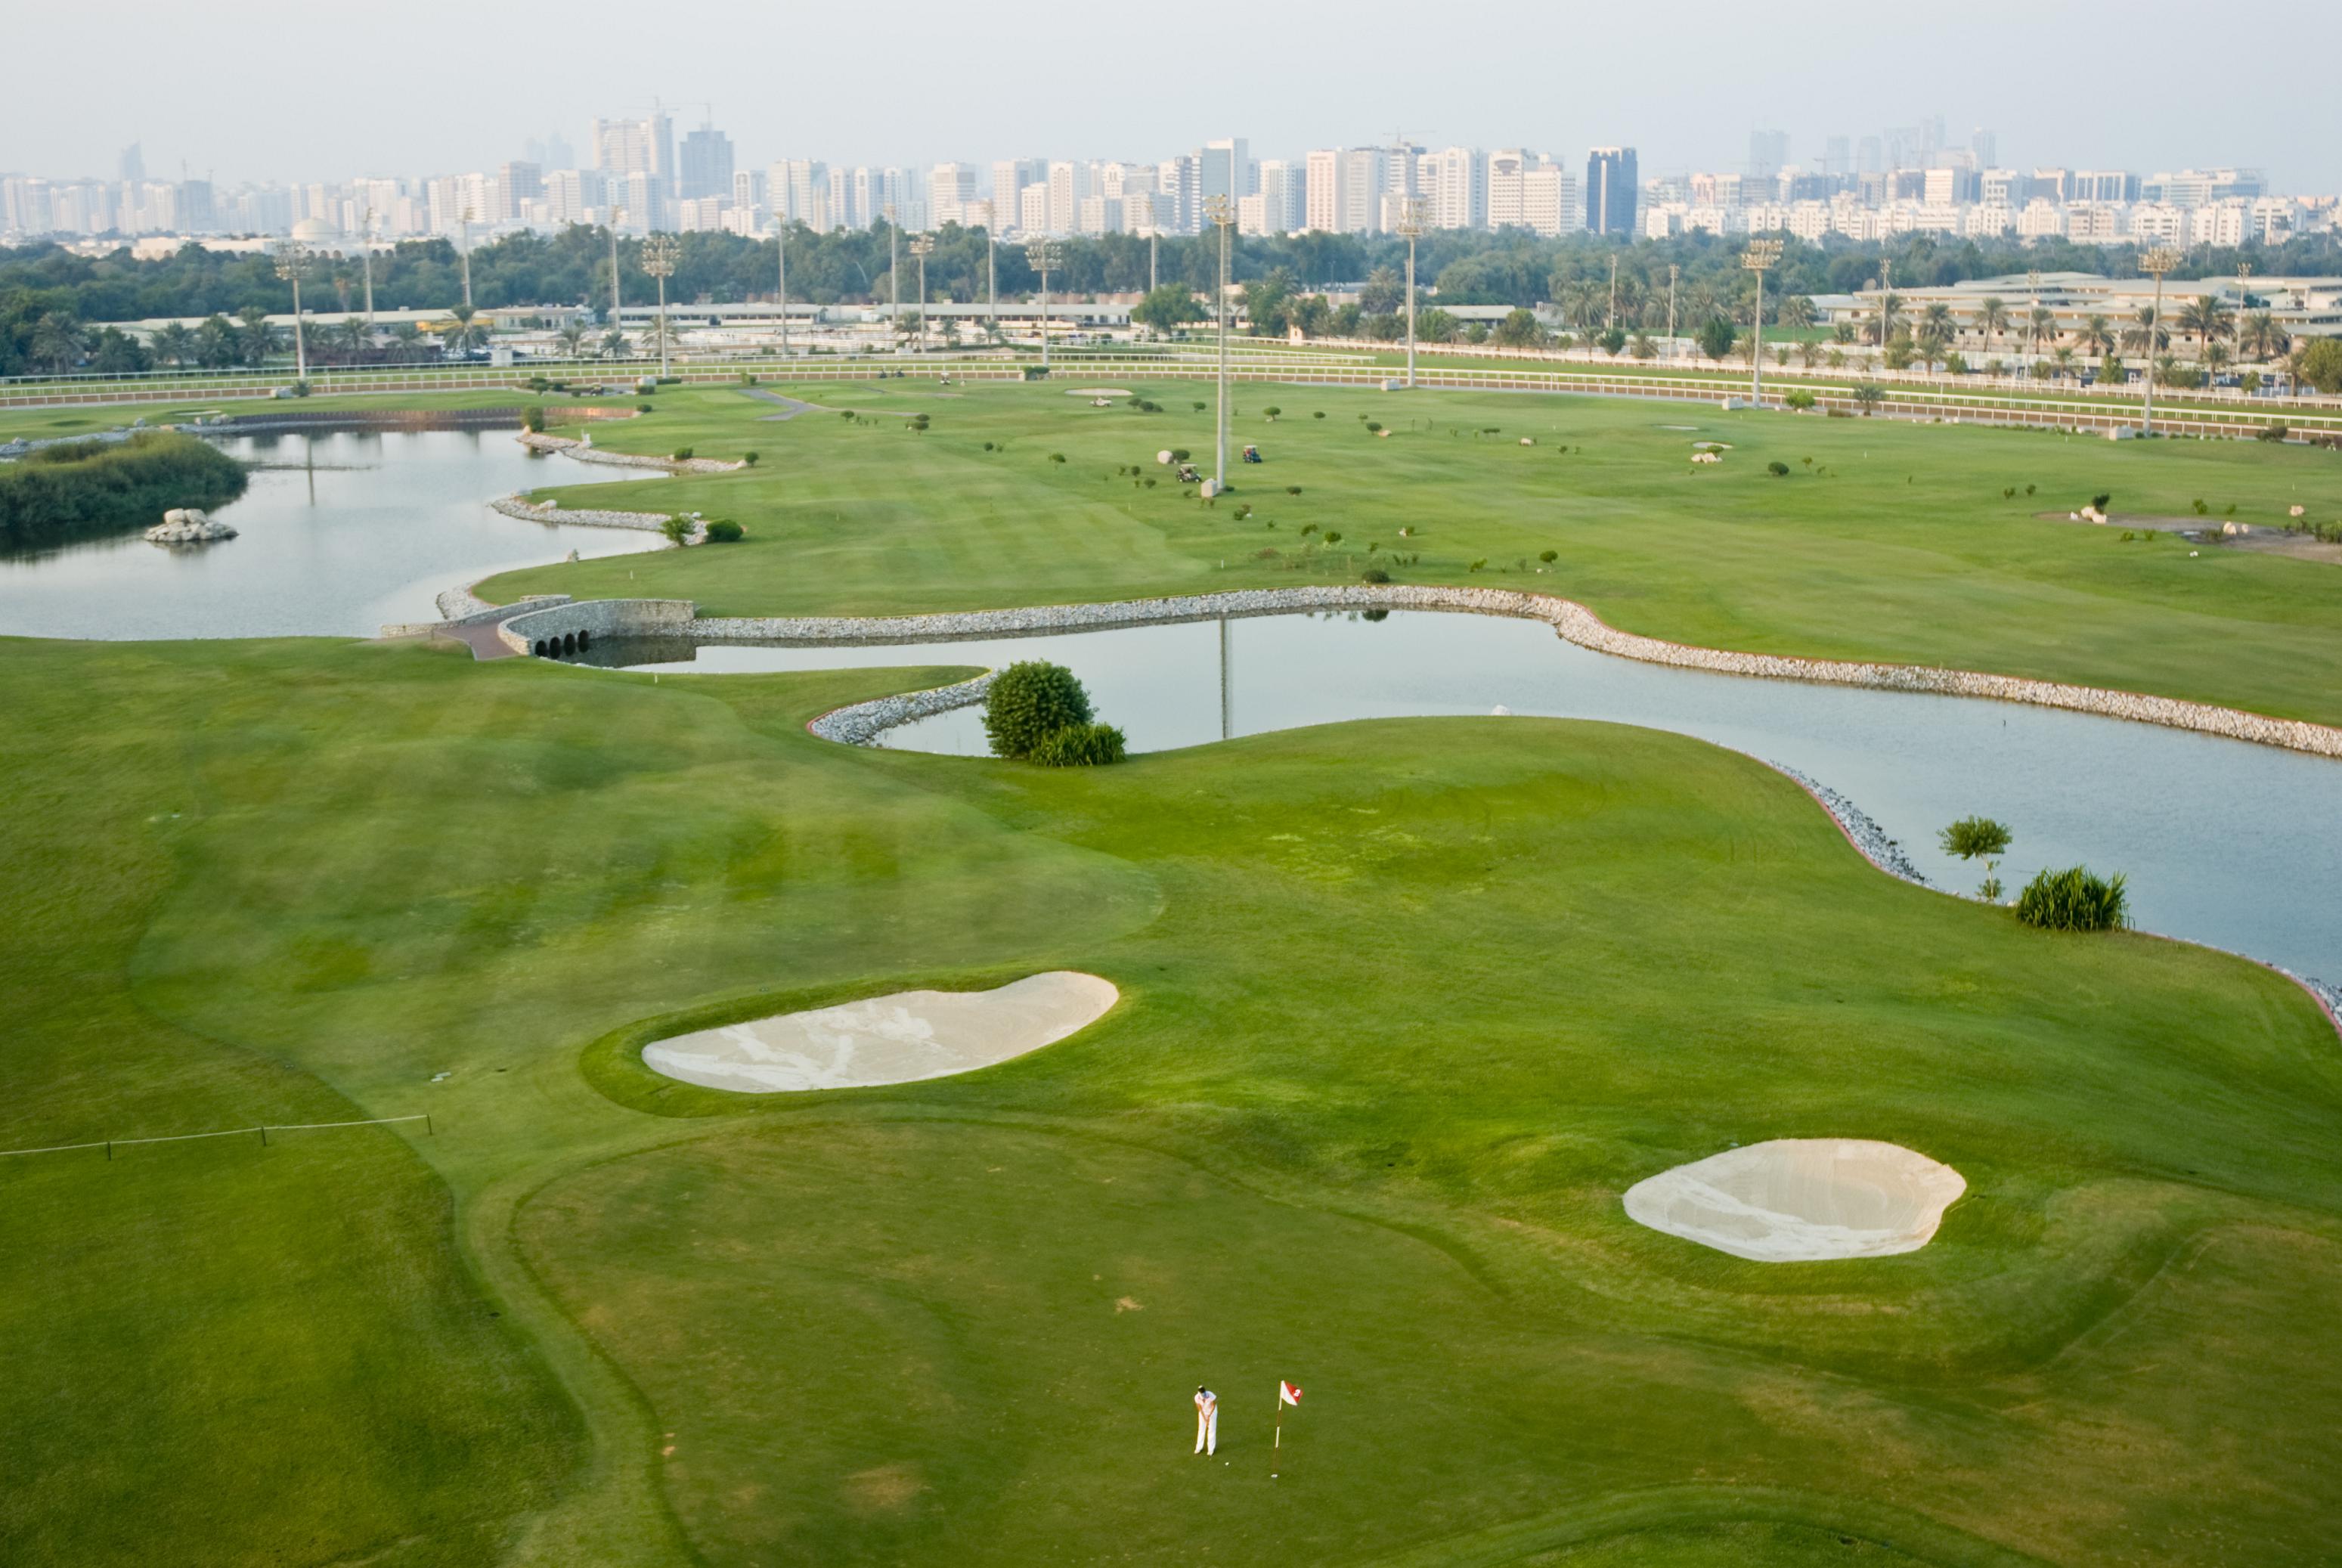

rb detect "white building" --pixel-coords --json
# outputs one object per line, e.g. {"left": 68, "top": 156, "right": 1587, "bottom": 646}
{"left": 1424, "top": 145, "right": 1485, "bottom": 231}
{"left": 928, "top": 163, "right": 974, "bottom": 228}
{"left": 1304, "top": 149, "right": 1344, "bottom": 234}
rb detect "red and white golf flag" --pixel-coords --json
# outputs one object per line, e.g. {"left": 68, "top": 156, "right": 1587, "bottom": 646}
{"left": 1279, "top": 1381, "right": 1303, "bottom": 1408}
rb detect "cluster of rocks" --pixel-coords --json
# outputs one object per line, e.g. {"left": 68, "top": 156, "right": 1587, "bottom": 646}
{"left": 491, "top": 494, "right": 691, "bottom": 538}
{"left": 807, "top": 674, "right": 997, "bottom": 746}
{"left": 144, "top": 508, "right": 237, "bottom": 544}
{"left": 517, "top": 430, "right": 745, "bottom": 474}
{"left": 1767, "top": 764, "right": 1928, "bottom": 886}
{"left": 673, "top": 582, "right": 2342, "bottom": 761}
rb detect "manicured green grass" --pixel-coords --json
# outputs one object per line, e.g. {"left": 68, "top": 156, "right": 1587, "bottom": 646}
{"left": 5, "top": 633, "right": 2339, "bottom": 1564}
{"left": 0, "top": 388, "right": 572, "bottom": 444}
{"left": 481, "top": 380, "right": 2342, "bottom": 725}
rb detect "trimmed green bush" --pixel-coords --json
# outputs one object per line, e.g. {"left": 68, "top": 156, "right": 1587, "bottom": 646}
{"left": 983, "top": 662, "right": 1094, "bottom": 760}
{"left": 659, "top": 516, "right": 693, "bottom": 544}
{"left": 702, "top": 519, "right": 745, "bottom": 543}
{"left": 0, "top": 432, "right": 248, "bottom": 549}
{"left": 521, "top": 404, "right": 547, "bottom": 432}
{"left": 2016, "top": 866, "right": 2130, "bottom": 931}
{"left": 1767, "top": 460, "right": 1791, "bottom": 476}
{"left": 1030, "top": 722, "right": 1127, "bottom": 767}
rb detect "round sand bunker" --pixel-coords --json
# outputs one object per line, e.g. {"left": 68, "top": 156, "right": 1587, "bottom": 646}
{"left": 1622, "top": 1138, "right": 1964, "bottom": 1263}
{"left": 641, "top": 971, "right": 1117, "bottom": 1093}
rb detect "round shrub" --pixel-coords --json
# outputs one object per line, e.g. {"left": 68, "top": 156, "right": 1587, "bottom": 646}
{"left": 702, "top": 519, "right": 744, "bottom": 543}
{"left": 637, "top": 402, "right": 655, "bottom": 414}
{"left": 2015, "top": 866, "right": 2130, "bottom": 931}
{"left": 521, "top": 404, "right": 547, "bottom": 432}
{"left": 1030, "top": 722, "right": 1128, "bottom": 767}
{"left": 983, "top": 662, "right": 1094, "bottom": 760}
{"left": 1362, "top": 567, "right": 1390, "bottom": 584}
{"left": 1767, "top": 460, "right": 1790, "bottom": 476}
{"left": 671, "top": 447, "right": 694, "bottom": 461}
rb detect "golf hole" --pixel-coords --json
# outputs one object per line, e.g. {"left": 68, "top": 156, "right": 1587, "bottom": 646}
{"left": 642, "top": 972, "right": 1118, "bottom": 1092}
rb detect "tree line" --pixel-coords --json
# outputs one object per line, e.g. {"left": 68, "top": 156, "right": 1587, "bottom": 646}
{"left": 3, "top": 222, "right": 2335, "bottom": 377}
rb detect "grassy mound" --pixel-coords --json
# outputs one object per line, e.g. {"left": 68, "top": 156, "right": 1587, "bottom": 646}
{"left": 0, "top": 431, "right": 248, "bottom": 549}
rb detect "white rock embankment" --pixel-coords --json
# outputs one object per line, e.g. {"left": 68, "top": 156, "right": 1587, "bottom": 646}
{"left": 490, "top": 494, "right": 699, "bottom": 540}
{"left": 518, "top": 429, "right": 746, "bottom": 473}
{"left": 807, "top": 674, "right": 998, "bottom": 745}
{"left": 687, "top": 584, "right": 2342, "bottom": 761}
{"left": 144, "top": 507, "right": 237, "bottom": 544}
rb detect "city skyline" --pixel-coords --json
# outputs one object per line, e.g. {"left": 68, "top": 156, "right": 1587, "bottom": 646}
{"left": 6, "top": 0, "right": 2340, "bottom": 191}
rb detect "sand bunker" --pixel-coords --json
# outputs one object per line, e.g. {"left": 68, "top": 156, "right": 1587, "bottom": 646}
{"left": 642, "top": 971, "right": 1117, "bottom": 1092}
{"left": 1622, "top": 1138, "right": 1964, "bottom": 1262}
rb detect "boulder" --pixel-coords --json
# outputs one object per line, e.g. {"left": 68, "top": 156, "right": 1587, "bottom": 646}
{"left": 145, "top": 508, "right": 238, "bottom": 544}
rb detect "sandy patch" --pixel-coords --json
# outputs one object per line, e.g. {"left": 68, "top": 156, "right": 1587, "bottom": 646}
{"left": 1623, "top": 1138, "right": 1964, "bottom": 1262}
{"left": 642, "top": 971, "right": 1117, "bottom": 1092}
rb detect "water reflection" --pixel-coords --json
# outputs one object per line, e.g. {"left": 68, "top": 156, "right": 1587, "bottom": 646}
{"left": 0, "top": 429, "right": 659, "bottom": 640}
{"left": 599, "top": 609, "right": 2342, "bottom": 979}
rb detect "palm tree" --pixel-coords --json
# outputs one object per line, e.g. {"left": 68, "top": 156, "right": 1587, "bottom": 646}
{"left": 31, "top": 311, "right": 88, "bottom": 373}
{"left": 2027, "top": 306, "right": 2058, "bottom": 351}
{"left": 234, "top": 306, "right": 279, "bottom": 367}
{"left": 2176, "top": 294, "right": 2235, "bottom": 367}
{"left": 1873, "top": 291, "right": 1902, "bottom": 345}
{"left": 335, "top": 317, "right": 372, "bottom": 361}
{"left": 149, "top": 322, "right": 197, "bottom": 368}
{"left": 1921, "top": 303, "right": 1954, "bottom": 349}
{"left": 2238, "top": 312, "right": 2291, "bottom": 364}
{"left": 195, "top": 315, "right": 240, "bottom": 368}
{"left": 389, "top": 322, "right": 426, "bottom": 363}
{"left": 2052, "top": 346, "right": 2077, "bottom": 382}
{"left": 556, "top": 322, "right": 590, "bottom": 359}
{"left": 2076, "top": 314, "right": 2117, "bottom": 358}
{"left": 2121, "top": 305, "right": 2168, "bottom": 357}
{"left": 1852, "top": 382, "right": 1886, "bottom": 415}
{"left": 639, "top": 315, "right": 685, "bottom": 360}
{"left": 1978, "top": 296, "right": 2009, "bottom": 350}
{"left": 1797, "top": 339, "right": 1820, "bottom": 370}
{"left": 598, "top": 328, "right": 631, "bottom": 360}
{"left": 1777, "top": 293, "right": 1816, "bottom": 331}
{"left": 2202, "top": 342, "right": 2232, "bottom": 379}
{"left": 443, "top": 304, "right": 488, "bottom": 357}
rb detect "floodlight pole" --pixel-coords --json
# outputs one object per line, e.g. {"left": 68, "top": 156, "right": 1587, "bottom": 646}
{"left": 1666, "top": 263, "right": 1679, "bottom": 362}
{"left": 2139, "top": 246, "right": 2179, "bottom": 436}
{"left": 274, "top": 242, "right": 313, "bottom": 382}
{"left": 1150, "top": 229, "right": 1158, "bottom": 295}
{"left": 909, "top": 234, "right": 934, "bottom": 356}
{"left": 1204, "top": 194, "right": 1235, "bottom": 488}
{"left": 987, "top": 226, "right": 997, "bottom": 343}
{"left": 642, "top": 233, "right": 680, "bottom": 379}
{"left": 1025, "top": 239, "right": 1057, "bottom": 369}
{"left": 1396, "top": 197, "right": 1427, "bottom": 389}
{"left": 1606, "top": 254, "right": 1618, "bottom": 332}
{"left": 2025, "top": 267, "right": 2041, "bottom": 374}
{"left": 1742, "top": 239, "right": 1783, "bottom": 404}
{"left": 884, "top": 203, "right": 900, "bottom": 352}
{"left": 361, "top": 206, "right": 376, "bottom": 324}
{"left": 777, "top": 220, "right": 789, "bottom": 357}
{"left": 459, "top": 206, "right": 475, "bottom": 308}
{"left": 609, "top": 207, "right": 625, "bottom": 340}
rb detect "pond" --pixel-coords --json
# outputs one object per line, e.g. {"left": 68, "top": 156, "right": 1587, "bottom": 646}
{"left": 0, "top": 429, "right": 660, "bottom": 640}
{"left": 595, "top": 611, "right": 2342, "bottom": 984}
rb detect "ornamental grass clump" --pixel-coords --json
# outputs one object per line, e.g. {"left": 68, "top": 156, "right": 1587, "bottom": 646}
{"left": 983, "top": 662, "right": 1124, "bottom": 767}
{"left": 2015, "top": 866, "right": 2130, "bottom": 932}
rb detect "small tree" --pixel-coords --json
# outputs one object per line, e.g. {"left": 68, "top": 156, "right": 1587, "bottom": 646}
{"left": 659, "top": 516, "right": 693, "bottom": 545}
{"left": 1940, "top": 816, "right": 2012, "bottom": 900}
{"left": 1852, "top": 383, "right": 1886, "bottom": 416}
{"left": 1694, "top": 316, "right": 1736, "bottom": 361}
{"left": 983, "top": 662, "right": 1095, "bottom": 760}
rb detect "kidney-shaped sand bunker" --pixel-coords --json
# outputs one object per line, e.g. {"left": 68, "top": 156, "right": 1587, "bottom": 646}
{"left": 642, "top": 971, "right": 1118, "bottom": 1093}
{"left": 1623, "top": 1137, "right": 1966, "bottom": 1262}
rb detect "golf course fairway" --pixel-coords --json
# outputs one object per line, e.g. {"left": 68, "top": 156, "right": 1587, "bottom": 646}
{"left": 5, "top": 378, "right": 2341, "bottom": 1566}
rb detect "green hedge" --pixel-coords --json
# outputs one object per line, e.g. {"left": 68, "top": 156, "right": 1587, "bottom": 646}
{"left": 0, "top": 432, "right": 249, "bottom": 550}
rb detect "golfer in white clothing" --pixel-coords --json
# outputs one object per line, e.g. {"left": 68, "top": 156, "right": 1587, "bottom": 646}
{"left": 1192, "top": 1387, "right": 1219, "bottom": 1455}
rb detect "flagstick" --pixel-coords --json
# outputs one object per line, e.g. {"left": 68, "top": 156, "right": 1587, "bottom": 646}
{"left": 1272, "top": 1397, "right": 1282, "bottom": 1478}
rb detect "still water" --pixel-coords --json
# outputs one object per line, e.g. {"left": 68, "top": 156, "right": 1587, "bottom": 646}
{"left": 601, "top": 612, "right": 2342, "bottom": 981}
{"left": 0, "top": 429, "right": 660, "bottom": 640}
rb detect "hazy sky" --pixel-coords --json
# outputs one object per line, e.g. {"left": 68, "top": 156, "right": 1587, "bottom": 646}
{"left": 10, "top": 0, "right": 2340, "bottom": 191}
